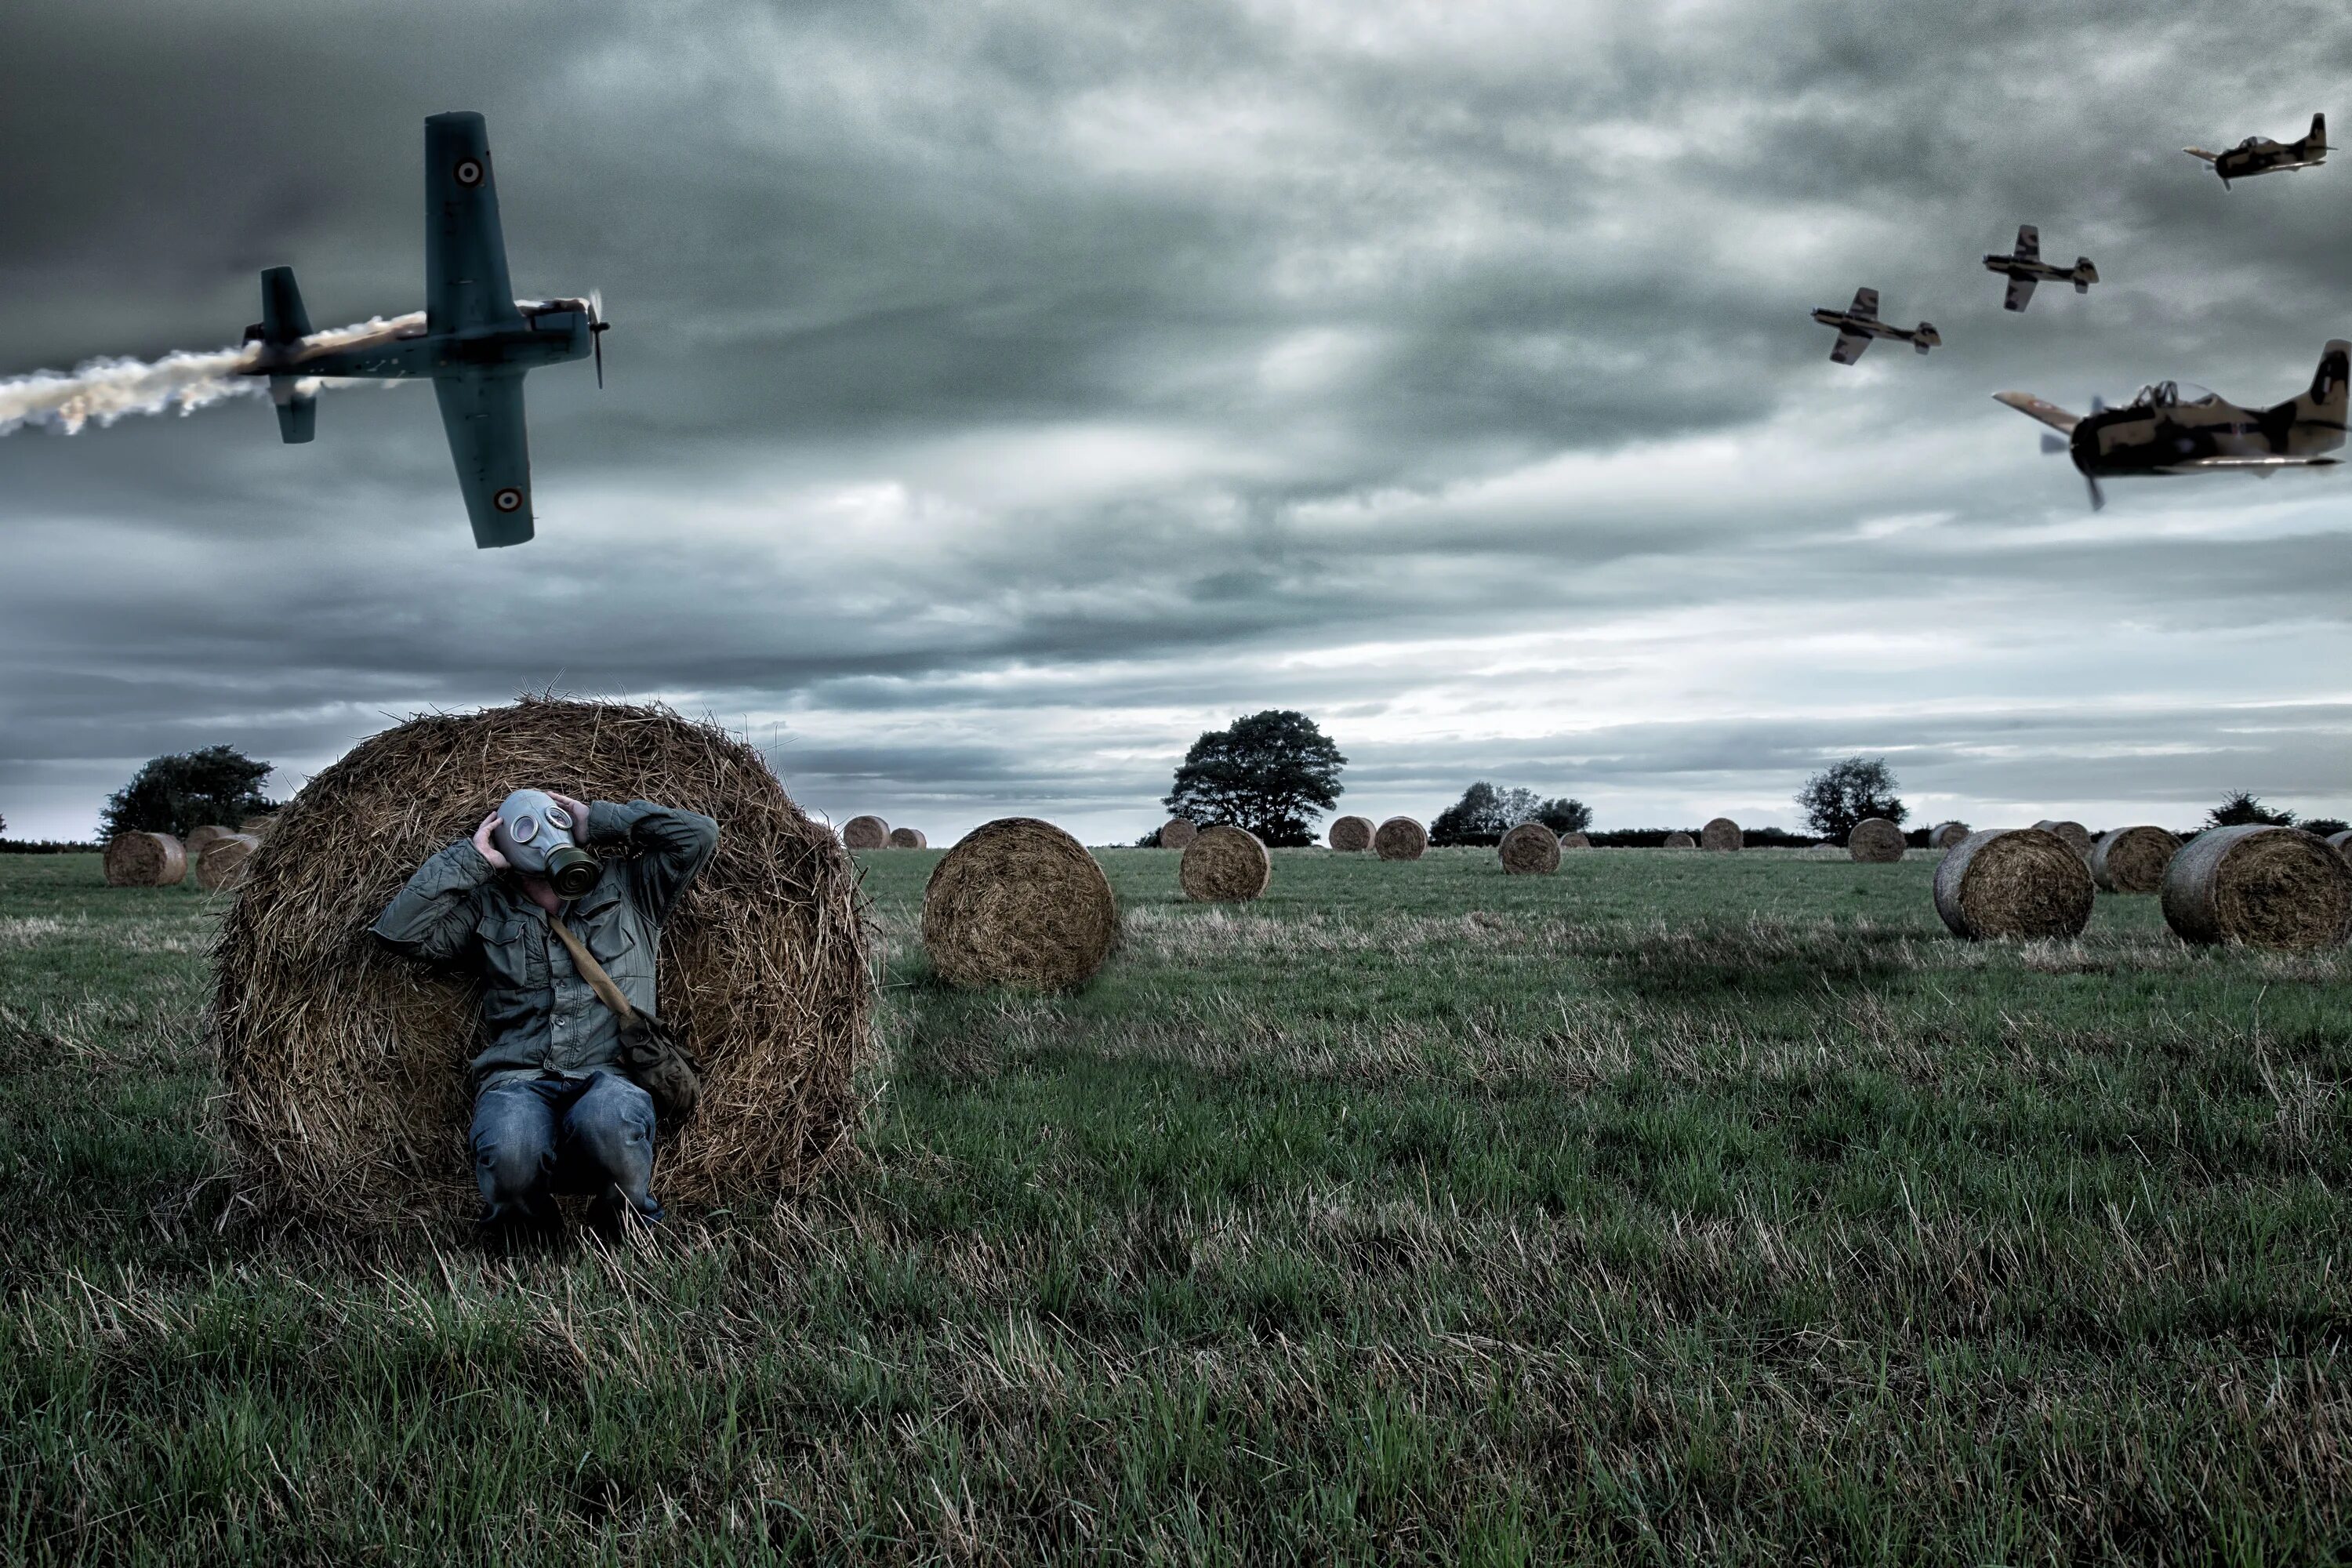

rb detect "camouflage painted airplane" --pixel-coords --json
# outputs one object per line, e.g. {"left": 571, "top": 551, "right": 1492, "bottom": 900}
{"left": 2183, "top": 114, "right": 2329, "bottom": 187}
{"left": 1993, "top": 340, "right": 2348, "bottom": 510}
{"left": 236, "top": 111, "right": 604, "bottom": 548}
{"left": 1982, "top": 225, "right": 2097, "bottom": 313}
{"left": 1811, "top": 288, "right": 1940, "bottom": 365}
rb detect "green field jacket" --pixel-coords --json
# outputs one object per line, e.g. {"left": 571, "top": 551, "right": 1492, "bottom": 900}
{"left": 369, "top": 800, "right": 719, "bottom": 1093}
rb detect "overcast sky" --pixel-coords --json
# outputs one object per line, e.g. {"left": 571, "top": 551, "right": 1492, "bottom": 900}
{"left": 5, "top": 0, "right": 2351, "bottom": 844}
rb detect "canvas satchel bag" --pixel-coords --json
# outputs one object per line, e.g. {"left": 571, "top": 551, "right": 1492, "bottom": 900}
{"left": 549, "top": 916, "right": 703, "bottom": 1123}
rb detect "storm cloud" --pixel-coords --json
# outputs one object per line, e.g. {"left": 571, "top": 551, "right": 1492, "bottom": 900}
{"left": 4, "top": 0, "right": 2350, "bottom": 842}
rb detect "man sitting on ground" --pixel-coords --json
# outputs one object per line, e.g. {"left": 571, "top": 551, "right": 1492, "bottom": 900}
{"left": 372, "top": 791, "right": 718, "bottom": 1239}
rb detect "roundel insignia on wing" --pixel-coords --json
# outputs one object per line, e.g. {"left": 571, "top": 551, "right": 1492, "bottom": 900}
{"left": 455, "top": 158, "right": 486, "bottom": 188}
{"left": 493, "top": 487, "right": 524, "bottom": 513}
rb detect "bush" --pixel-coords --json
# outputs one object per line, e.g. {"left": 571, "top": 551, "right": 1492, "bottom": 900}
{"left": 2205, "top": 791, "right": 2294, "bottom": 829}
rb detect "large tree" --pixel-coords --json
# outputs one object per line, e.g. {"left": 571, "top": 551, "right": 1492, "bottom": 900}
{"left": 1432, "top": 783, "right": 1592, "bottom": 845}
{"left": 100, "top": 745, "right": 277, "bottom": 840}
{"left": 1163, "top": 711, "right": 1345, "bottom": 848}
{"left": 1795, "top": 756, "right": 1906, "bottom": 844}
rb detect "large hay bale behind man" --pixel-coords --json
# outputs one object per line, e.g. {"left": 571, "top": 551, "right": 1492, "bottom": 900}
{"left": 212, "top": 698, "right": 873, "bottom": 1225}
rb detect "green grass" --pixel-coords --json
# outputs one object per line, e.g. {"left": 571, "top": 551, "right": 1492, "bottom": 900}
{"left": 2, "top": 846, "right": 2348, "bottom": 1564}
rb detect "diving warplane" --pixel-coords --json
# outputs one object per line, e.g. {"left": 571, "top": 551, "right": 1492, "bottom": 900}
{"left": 1812, "top": 288, "right": 1940, "bottom": 365}
{"left": 1983, "top": 225, "right": 2097, "bottom": 313}
{"left": 1993, "top": 340, "right": 2347, "bottom": 510}
{"left": 236, "top": 111, "right": 605, "bottom": 548}
{"left": 2183, "top": 114, "right": 2329, "bottom": 187}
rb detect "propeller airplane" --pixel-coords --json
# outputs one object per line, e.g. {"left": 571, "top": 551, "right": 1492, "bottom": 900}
{"left": 236, "top": 111, "right": 605, "bottom": 548}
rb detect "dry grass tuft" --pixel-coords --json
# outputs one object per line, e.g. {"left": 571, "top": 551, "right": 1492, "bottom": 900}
{"left": 210, "top": 695, "right": 874, "bottom": 1226}
{"left": 1327, "top": 815, "right": 1373, "bottom": 852}
{"left": 2161, "top": 825, "right": 2352, "bottom": 949}
{"left": 842, "top": 815, "right": 889, "bottom": 850}
{"left": 1180, "top": 826, "right": 1272, "bottom": 902}
{"left": 1497, "top": 822, "right": 1561, "bottom": 875}
{"left": 1933, "top": 828, "right": 2095, "bottom": 939}
{"left": 1374, "top": 818, "right": 1428, "bottom": 861}
{"left": 922, "top": 818, "right": 1116, "bottom": 991}
{"left": 103, "top": 832, "right": 183, "bottom": 887}
{"left": 1848, "top": 819, "right": 1906, "bottom": 863}
{"left": 2090, "top": 826, "right": 2181, "bottom": 895}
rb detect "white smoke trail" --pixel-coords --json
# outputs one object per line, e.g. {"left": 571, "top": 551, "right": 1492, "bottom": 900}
{"left": 0, "top": 311, "right": 426, "bottom": 437}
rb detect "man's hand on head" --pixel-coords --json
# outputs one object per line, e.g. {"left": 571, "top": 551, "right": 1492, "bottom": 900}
{"left": 550, "top": 793, "right": 593, "bottom": 837}
{"left": 472, "top": 812, "right": 510, "bottom": 870}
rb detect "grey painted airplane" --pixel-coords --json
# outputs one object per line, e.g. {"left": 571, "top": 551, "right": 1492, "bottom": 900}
{"left": 1993, "top": 340, "right": 2348, "bottom": 510}
{"left": 1982, "top": 225, "right": 2097, "bottom": 313}
{"left": 2184, "top": 114, "right": 2329, "bottom": 187}
{"left": 1811, "top": 288, "right": 1940, "bottom": 365}
{"left": 236, "top": 111, "right": 604, "bottom": 548}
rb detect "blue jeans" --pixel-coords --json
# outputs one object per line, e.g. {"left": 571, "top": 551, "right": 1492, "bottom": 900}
{"left": 470, "top": 1070, "right": 662, "bottom": 1229}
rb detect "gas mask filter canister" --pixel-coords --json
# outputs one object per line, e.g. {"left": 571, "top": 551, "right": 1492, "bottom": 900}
{"left": 491, "top": 788, "right": 601, "bottom": 898}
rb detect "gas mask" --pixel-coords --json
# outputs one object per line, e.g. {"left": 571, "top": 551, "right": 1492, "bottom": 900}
{"left": 490, "top": 788, "right": 600, "bottom": 898}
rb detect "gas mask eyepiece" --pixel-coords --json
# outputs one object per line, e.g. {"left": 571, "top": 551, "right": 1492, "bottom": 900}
{"left": 491, "top": 788, "right": 600, "bottom": 898}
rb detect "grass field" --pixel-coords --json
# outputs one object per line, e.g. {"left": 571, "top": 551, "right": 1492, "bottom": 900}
{"left": 3, "top": 844, "right": 2349, "bottom": 1564}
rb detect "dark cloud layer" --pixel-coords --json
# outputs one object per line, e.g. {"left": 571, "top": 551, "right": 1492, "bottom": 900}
{"left": 4, "top": 1, "right": 2350, "bottom": 843}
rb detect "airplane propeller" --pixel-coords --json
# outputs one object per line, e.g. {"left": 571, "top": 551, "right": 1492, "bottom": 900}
{"left": 588, "top": 289, "right": 610, "bottom": 389}
{"left": 2031, "top": 409, "right": 2104, "bottom": 510}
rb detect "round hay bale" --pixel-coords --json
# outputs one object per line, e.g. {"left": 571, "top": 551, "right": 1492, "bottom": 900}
{"left": 1180, "top": 825, "right": 1271, "bottom": 902}
{"left": 1160, "top": 818, "right": 1199, "bottom": 850}
{"left": 1374, "top": 817, "right": 1428, "bottom": 861}
{"left": 2160, "top": 825, "right": 2352, "bottom": 949}
{"left": 211, "top": 696, "right": 874, "bottom": 1225}
{"left": 2090, "top": 825, "right": 2181, "bottom": 895}
{"left": 103, "top": 831, "right": 185, "bottom": 887}
{"left": 1929, "top": 821, "right": 1972, "bottom": 850}
{"left": 922, "top": 818, "right": 1116, "bottom": 991}
{"left": 2330, "top": 829, "right": 2352, "bottom": 866}
{"left": 1662, "top": 831, "right": 1696, "bottom": 850}
{"left": 195, "top": 833, "right": 262, "bottom": 893}
{"left": 1933, "top": 828, "right": 2096, "bottom": 939}
{"left": 2033, "top": 819, "right": 2094, "bottom": 860}
{"left": 185, "top": 823, "right": 237, "bottom": 858}
{"left": 1848, "top": 818, "right": 1906, "bottom": 862}
{"left": 1700, "top": 817, "right": 1742, "bottom": 851}
{"left": 1497, "top": 822, "right": 1561, "bottom": 875}
{"left": 886, "top": 826, "right": 928, "bottom": 850}
{"left": 1558, "top": 831, "right": 1592, "bottom": 849}
{"left": 1327, "top": 815, "right": 1374, "bottom": 852}
{"left": 842, "top": 815, "right": 889, "bottom": 850}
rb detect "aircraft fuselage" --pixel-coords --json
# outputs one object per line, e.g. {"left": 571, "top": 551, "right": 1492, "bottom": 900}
{"left": 2070, "top": 383, "right": 2341, "bottom": 477}
{"left": 1809, "top": 308, "right": 1931, "bottom": 347}
{"left": 239, "top": 302, "right": 594, "bottom": 382}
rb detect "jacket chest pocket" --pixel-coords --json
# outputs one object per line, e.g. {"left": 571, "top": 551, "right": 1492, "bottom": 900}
{"left": 586, "top": 919, "right": 651, "bottom": 985}
{"left": 475, "top": 916, "right": 545, "bottom": 987}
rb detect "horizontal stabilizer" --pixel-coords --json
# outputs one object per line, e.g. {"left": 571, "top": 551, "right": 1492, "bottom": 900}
{"left": 1994, "top": 390, "right": 2081, "bottom": 433}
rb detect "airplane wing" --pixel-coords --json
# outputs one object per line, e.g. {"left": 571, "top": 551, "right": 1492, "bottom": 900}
{"left": 2015, "top": 224, "right": 2039, "bottom": 260}
{"left": 2182, "top": 147, "right": 2220, "bottom": 163}
{"left": 1830, "top": 332, "right": 1869, "bottom": 365}
{"left": 2163, "top": 454, "right": 2341, "bottom": 470}
{"left": 1993, "top": 391, "right": 2081, "bottom": 433}
{"left": 2005, "top": 274, "right": 2037, "bottom": 313}
{"left": 426, "top": 111, "right": 524, "bottom": 335}
{"left": 434, "top": 371, "right": 535, "bottom": 548}
{"left": 1849, "top": 287, "right": 1879, "bottom": 321}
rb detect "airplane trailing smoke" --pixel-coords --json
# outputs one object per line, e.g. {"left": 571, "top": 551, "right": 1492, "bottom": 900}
{"left": 0, "top": 313, "right": 423, "bottom": 437}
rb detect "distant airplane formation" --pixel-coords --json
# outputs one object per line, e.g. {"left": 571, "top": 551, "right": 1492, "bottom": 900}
{"left": 237, "top": 112, "right": 606, "bottom": 548}
{"left": 1809, "top": 111, "right": 2339, "bottom": 508}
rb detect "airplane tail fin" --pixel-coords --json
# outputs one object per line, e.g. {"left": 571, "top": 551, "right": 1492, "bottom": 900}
{"left": 268, "top": 376, "right": 316, "bottom": 444}
{"left": 2310, "top": 112, "right": 2328, "bottom": 154}
{"left": 1914, "top": 323, "right": 1940, "bottom": 353}
{"left": 2275, "top": 340, "right": 2349, "bottom": 454}
{"left": 258, "top": 267, "right": 313, "bottom": 347}
{"left": 2073, "top": 259, "right": 2098, "bottom": 291}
